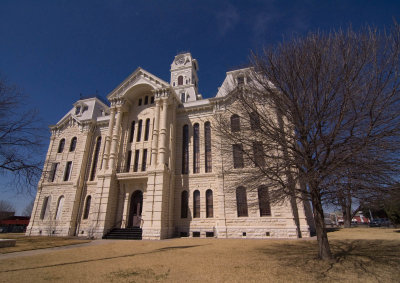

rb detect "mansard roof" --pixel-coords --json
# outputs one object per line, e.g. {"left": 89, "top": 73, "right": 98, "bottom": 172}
{"left": 107, "top": 67, "right": 170, "bottom": 100}
{"left": 52, "top": 97, "right": 110, "bottom": 129}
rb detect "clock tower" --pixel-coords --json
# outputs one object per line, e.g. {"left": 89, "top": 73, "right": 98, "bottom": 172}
{"left": 170, "top": 53, "right": 201, "bottom": 103}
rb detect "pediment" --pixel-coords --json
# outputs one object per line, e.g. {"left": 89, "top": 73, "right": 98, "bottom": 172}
{"left": 107, "top": 67, "right": 170, "bottom": 100}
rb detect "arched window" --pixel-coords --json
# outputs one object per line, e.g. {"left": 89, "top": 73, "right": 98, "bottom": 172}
{"left": 230, "top": 115, "right": 240, "bottom": 132}
{"left": 55, "top": 196, "right": 64, "bottom": 220}
{"left": 90, "top": 136, "right": 102, "bottom": 181}
{"left": 83, "top": 195, "right": 91, "bottom": 219}
{"left": 193, "top": 190, "right": 200, "bottom": 218}
{"left": 182, "top": 125, "right": 189, "bottom": 174}
{"left": 204, "top": 122, "right": 212, "bottom": 172}
{"left": 193, "top": 123, "right": 200, "bottom": 173}
{"left": 178, "top": 75, "right": 183, "bottom": 85}
{"left": 181, "top": 191, "right": 188, "bottom": 218}
{"left": 129, "top": 121, "right": 135, "bottom": 143}
{"left": 40, "top": 196, "right": 50, "bottom": 220}
{"left": 250, "top": 111, "right": 260, "bottom": 130}
{"left": 144, "top": 118, "right": 150, "bottom": 141}
{"left": 236, "top": 186, "right": 248, "bottom": 217}
{"left": 206, "top": 189, "right": 213, "bottom": 218}
{"left": 58, "top": 139, "right": 65, "bottom": 153}
{"left": 137, "top": 120, "right": 142, "bottom": 142}
{"left": 125, "top": 150, "right": 132, "bottom": 172}
{"left": 69, "top": 137, "right": 77, "bottom": 152}
{"left": 258, "top": 186, "right": 271, "bottom": 216}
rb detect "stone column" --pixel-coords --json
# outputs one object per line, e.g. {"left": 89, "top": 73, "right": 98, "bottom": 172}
{"left": 103, "top": 107, "right": 116, "bottom": 170}
{"left": 108, "top": 106, "right": 123, "bottom": 170}
{"left": 121, "top": 192, "right": 130, "bottom": 228}
{"left": 151, "top": 99, "right": 161, "bottom": 168}
{"left": 158, "top": 98, "right": 168, "bottom": 167}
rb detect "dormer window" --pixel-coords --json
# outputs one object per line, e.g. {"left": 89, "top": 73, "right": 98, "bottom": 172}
{"left": 237, "top": 76, "right": 244, "bottom": 85}
{"left": 75, "top": 106, "right": 81, "bottom": 115}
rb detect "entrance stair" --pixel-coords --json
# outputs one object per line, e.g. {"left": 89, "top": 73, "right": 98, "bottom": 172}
{"left": 103, "top": 227, "right": 142, "bottom": 240}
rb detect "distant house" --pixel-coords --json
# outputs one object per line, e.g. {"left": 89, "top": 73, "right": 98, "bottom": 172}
{"left": 0, "top": 211, "right": 15, "bottom": 221}
{"left": 337, "top": 213, "right": 370, "bottom": 225}
{"left": 0, "top": 216, "right": 30, "bottom": 233}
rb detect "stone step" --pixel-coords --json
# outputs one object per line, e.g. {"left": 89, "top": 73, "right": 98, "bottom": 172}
{"left": 103, "top": 228, "right": 143, "bottom": 240}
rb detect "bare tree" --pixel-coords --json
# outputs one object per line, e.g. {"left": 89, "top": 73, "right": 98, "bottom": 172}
{"left": 22, "top": 199, "right": 34, "bottom": 216}
{"left": 215, "top": 24, "right": 400, "bottom": 260}
{"left": 0, "top": 199, "right": 15, "bottom": 212}
{"left": 0, "top": 74, "right": 44, "bottom": 190}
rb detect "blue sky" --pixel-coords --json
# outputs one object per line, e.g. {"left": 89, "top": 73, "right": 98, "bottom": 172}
{"left": 1, "top": 0, "right": 399, "bottom": 214}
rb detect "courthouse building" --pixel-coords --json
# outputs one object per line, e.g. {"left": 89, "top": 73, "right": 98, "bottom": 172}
{"left": 26, "top": 53, "right": 312, "bottom": 239}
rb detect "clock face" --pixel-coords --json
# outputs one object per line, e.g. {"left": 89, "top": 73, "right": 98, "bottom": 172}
{"left": 176, "top": 56, "right": 185, "bottom": 65}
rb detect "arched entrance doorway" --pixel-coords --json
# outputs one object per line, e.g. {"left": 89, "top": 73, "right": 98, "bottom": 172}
{"left": 128, "top": 190, "right": 143, "bottom": 227}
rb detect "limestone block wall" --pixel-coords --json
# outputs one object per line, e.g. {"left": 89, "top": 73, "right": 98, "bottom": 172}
{"left": 27, "top": 121, "right": 92, "bottom": 236}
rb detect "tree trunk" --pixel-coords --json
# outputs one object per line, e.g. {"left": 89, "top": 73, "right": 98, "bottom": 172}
{"left": 343, "top": 204, "right": 352, "bottom": 228}
{"left": 342, "top": 190, "right": 352, "bottom": 228}
{"left": 311, "top": 188, "right": 333, "bottom": 260}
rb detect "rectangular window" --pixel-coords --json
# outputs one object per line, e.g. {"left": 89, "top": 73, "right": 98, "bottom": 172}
{"left": 63, "top": 161, "right": 72, "bottom": 181}
{"left": 133, "top": 150, "right": 140, "bottom": 172}
{"left": 126, "top": 150, "right": 132, "bottom": 172}
{"left": 150, "top": 96, "right": 155, "bottom": 104}
{"left": 233, "top": 144, "right": 244, "bottom": 168}
{"left": 144, "top": 96, "right": 148, "bottom": 105}
{"left": 49, "top": 162, "right": 58, "bottom": 182}
{"left": 138, "top": 98, "right": 142, "bottom": 106}
{"left": 253, "top": 141, "right": 265, "bottom": 167}
{"left": 141, "top": 149, "right": 147, "bottom": 171}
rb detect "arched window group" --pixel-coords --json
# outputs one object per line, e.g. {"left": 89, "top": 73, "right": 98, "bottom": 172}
{"left": 181, "top": 122, "right": 212, "bottom": 174}
{"left": 83, "top": 195, "right": 91, "bottom": 219}
{"left": 137, "top": 95, "right": 154, "bottom": 106}
{"left": 180, "top": 189, "right": 213, "bottom": 219}
{"left": 236, "top": 186, "right": 271, "bottom": 217}
{"left": 58, "top": 136, "right": 79, "bottom": 153}
{"left": 129, "top": 118, "right": 150, "bottom": 143}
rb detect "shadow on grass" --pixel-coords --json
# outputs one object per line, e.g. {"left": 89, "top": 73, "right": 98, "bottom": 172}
{"left": 326, "top": 228, "right": 340, "bottom": 233}
{"left": 258, "top": 239, "right": 400, "bottom": 281}
{"left": 0, "top": 245, "right": 206, "bottom": 273}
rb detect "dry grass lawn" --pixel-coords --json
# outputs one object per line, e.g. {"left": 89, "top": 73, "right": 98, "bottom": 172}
{"left": 0, "top": 228, "right": 399, "bottom": 282}
{"left": 0, "top": 233, "right": 90, "bottom": 254}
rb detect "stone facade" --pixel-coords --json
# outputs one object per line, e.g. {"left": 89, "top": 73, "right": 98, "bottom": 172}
{"left": 26, "top": 53, "right": 313, "bottom": 239}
